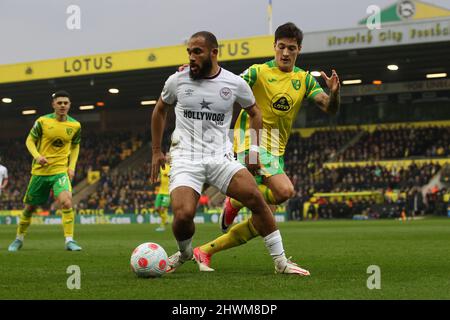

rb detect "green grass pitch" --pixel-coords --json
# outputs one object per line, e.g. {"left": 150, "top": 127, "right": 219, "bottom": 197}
{"left": 1, "top": 218, "right": 449, "bottom": 299}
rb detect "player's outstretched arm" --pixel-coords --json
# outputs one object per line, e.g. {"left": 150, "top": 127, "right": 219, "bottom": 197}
{"left": 314, "top": 69, "right": 341, "bottom": 115}
{"left": 150, "top": 97, "right": 170, "bottom": 184}
{"left": 25, "top": 135, "right": 48, "bottom": 166}
{"left": 244, "top": 104, "right": 262, "bottom": 175}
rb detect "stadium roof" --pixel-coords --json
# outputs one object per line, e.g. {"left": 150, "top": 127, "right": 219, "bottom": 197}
{"left": 1, "top": 41, "right": 449, "bottom": 115}
{"left": 0, "top": 19, "right": 449, "bottom": 116}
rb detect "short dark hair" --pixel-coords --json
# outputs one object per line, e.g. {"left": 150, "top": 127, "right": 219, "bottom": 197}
{"left": 52, "top": 90, "right": 71, "bottom": 101}
{"left": 190, "top": 31, "right": 219, "bottom": 49}
{"left": 275, "top": 22, "right": 303, "bottom": 47}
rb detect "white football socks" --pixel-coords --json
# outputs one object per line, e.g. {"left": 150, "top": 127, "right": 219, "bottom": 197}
{"left": 16, "top": 235, "right": 24, "bottom": 241}
{"left": 264, "top": 230, "right": 287, "bottom": 265}
{"left": 65, "top": 237, "right": 73, "bottom": 243}
{"left": 177, "top": 238, "right": 193, "bottom": 260}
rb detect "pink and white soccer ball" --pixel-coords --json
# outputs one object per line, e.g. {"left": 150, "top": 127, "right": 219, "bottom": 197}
{"left": 130, "top": 242, "right": 168, "bottom": 278}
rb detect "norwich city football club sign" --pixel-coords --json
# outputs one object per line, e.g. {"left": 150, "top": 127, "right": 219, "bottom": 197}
{"left": 358, "top": 0, "right": 450, "bottom": 25}
{"left": 1, "top": 0, "right": 449, "bottom": 84}
{"left": 313, "top": 0, "right": 450, "bottom": 54}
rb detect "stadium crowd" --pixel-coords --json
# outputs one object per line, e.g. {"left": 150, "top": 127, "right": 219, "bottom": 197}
{"left": 287, "top": 186, "right": 449, "bottom": 221}
{"left": 75, "top": 126, "right": 449, "bottom": 219}
{"left": 308, "top": 162, "right": 442, "bottom": 193}
{"left": 0, "top": 131, "right": 144, "bottom": 210}
{"left": 282, "top": 126, "right": 450, "bottom": 220}
{"left": 75, "top": 130, "right": 173, "bottom": 212}
{"left": 0, "top": 139, "right": 30, "bottom": 210}
{"left": 76, "top": 162, "right": 153, "bottom": 213}
{"left": 340, "top": 126, "right": 450, "bottom": 161}
{"left": 2, "top": 125, "right": 449, "bottom": 219}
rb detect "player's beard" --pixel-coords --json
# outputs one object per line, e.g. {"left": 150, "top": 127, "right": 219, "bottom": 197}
{"left": 189, "top": 55, "right": 213, "bottom": 80}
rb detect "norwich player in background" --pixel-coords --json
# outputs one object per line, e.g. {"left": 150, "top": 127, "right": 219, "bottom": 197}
{"left": 154, "top": 153, "right": 171, "bottom": 232}
{"left": 192, "top": 22, "right": 340, "bottom": 271}
{"left": 8, "top": 91, "right": 82, "bottom": 252}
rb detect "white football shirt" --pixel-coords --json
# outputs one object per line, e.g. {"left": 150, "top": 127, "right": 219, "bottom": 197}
{"left": 0, "top": 165, "right": 8, "bottom": 194}
{"left": 161, "top": 67, "right": 255, "bottom": 160}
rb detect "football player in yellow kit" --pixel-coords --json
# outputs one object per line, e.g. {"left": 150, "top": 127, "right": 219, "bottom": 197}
{"left": 154, "top": 153, "right": 171, "bottom": 232}
{"left": 8, "top": 91, "right": 82, "bottom": 252}
{"left": 193, "top": 23, "right": 340, "bottom": 272}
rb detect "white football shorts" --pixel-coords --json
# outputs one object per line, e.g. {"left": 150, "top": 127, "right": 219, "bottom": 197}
{"left": 169, "top": 153, "right": 245, "bottom": 195}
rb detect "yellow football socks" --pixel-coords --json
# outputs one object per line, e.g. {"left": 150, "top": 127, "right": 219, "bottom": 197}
{"left": 62, "top": 208, "right": 75, "bottom": 238}
{"left": 159, "top": 207, "right": 169, "bottom": 227}
{"left": 230, "top": 184, "right": 277, "bottom": 209}
{"left": 203, "top": 185, "right": 278, "bottom": 256}
{"left": 258, "top": 184, "right": 277, "bottom": 205}
{"left": 200, "top": 218, "right": 259, "bottom": 255}
{"left": 17, "top": 208, "right": 34, "bottom": 238}
{"left": 230, "top": 198, "right": 244, "bottom": 210}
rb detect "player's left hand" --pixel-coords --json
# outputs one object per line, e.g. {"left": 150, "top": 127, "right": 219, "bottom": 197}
{"left": 245, "top": 150, "right": 261, "bottom": 176}
{"left": 151, "top": 150, "right": 165, "bottom": 184}
{"left": 67, "top": 169, "right": 75, "bottom": 181}
{"left": 320, "top": 69, "right": 340, "bottom": 94}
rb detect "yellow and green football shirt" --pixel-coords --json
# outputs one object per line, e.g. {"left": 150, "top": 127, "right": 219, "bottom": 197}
{"left": 29, "top": 113, "right": 81, "bottom": 176}
{"left": 234, "top": 59, "right": 324, "bottom": 156}
{"left": 158, "top": 164, "right": 171, "bottom": 195}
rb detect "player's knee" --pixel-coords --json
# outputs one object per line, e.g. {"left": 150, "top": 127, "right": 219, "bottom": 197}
{"left": 173, "top": 213, "right": 194, "bottom": 227}
{"left": 60, "top": 199, "right": 72, "bottom": 209}
{"left": 172, "top": 204, "right": 195, "bottom": 222}
{"left": 273, "top": 185, "right": 295, "bottom": 203}
{"left": 241, "top": 188, "right": 265, "bottom": 210}
{"left": 24, "top": 205, "right": 36, "bottom": 215}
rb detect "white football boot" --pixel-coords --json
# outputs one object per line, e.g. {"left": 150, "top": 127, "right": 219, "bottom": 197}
{"left": 274, "top": 257, "right": 311, "bottom": 276}
{"left": 165, "top": 250, "right": 193, "bottom": 273}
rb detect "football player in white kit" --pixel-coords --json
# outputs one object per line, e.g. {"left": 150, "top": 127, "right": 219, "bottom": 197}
{"left": 150, "top": 31, "right": 309, "bottom": 276}
{"left": 0, "top": 156, "right": 8, "bottom": 199}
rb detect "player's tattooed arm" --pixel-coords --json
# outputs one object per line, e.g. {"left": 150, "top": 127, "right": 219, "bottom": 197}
{"left": 151, "top": 97, "right": 170, "bottom": 184}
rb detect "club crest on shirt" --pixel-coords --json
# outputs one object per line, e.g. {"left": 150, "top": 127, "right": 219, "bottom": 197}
{"left": 291, "top": 79, "right": 301, "bottom": 90}
{"left": 220, "top": 87, "right": 232, "bottom": 100}
{"left": 66, "top": 128, "right": 73, "bottom": 136}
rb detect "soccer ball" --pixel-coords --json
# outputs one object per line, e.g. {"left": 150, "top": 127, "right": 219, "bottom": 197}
{"left": 130, "top": 242, "right": 168, "bottom": 278}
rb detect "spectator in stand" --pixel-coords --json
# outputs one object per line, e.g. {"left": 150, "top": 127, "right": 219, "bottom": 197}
{"left": 198, "top": 194, "right": 210, "bottom": 213}
{"left": 341, "top": 126, "right": 450, "bottom": 161}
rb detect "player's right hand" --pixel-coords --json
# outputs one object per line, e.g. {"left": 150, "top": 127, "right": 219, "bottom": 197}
{"left": 151, "top": 150, "right": 165, "bottom": 184}
{"left": 67, "top": 169, "right": 75, "bottom": 181}
{"left": 36, "top": 155, "right": 49, "bottom": 166}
